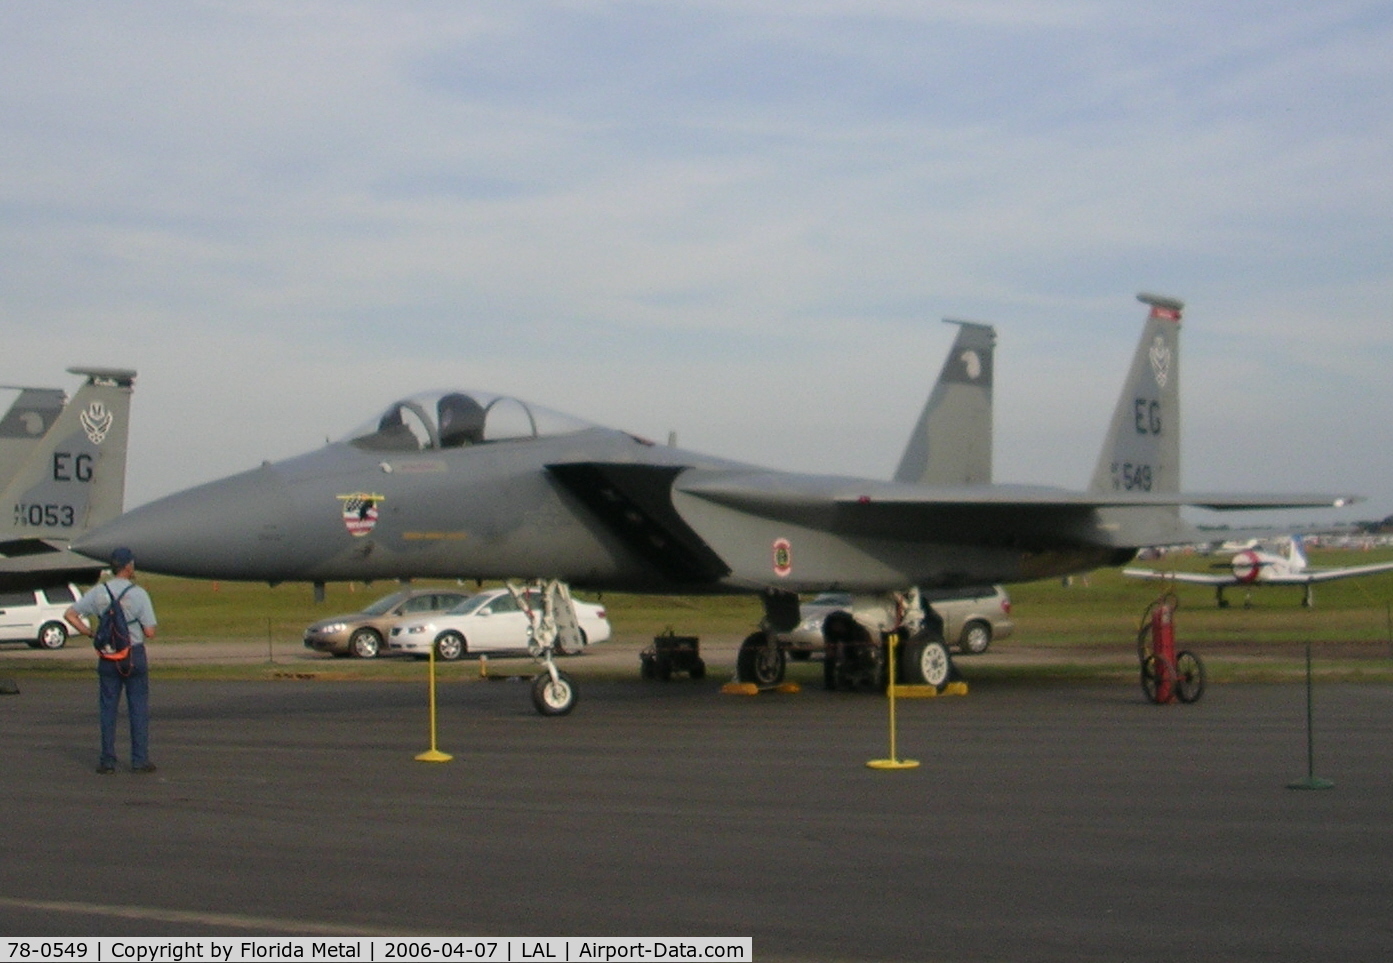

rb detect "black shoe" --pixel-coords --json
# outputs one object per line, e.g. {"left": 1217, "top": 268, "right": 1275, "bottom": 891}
{"left": 132, "top": 763, "right": 157, "bottom": 774}
{"left": 96, "top": 764, "right": 115, "bottom": 775}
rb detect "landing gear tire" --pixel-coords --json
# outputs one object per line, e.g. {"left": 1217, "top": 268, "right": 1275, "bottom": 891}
{"left": 736, "top": 632, "right": 785, "bottom": 686}
{"left": 349, "top": 628, "right": 382, "bottom": 659}
{"left": 844, "top": 643, "right": 886, "bottom": 693}
{"left": 532, "top": 670, "right": 578, "bottom": 716}
{"left": 903, "top": 638, "right": 952, "bottom": 688}
{"left": 821, "top": 612, "right": 876, "bottom": 692}
{"left": 1174, "top": 650, "right": 1206, "bottom": 704}
{"left": 36, "top": 621, "right": 68, "bottom": 650}
{"left": 434, "top": 631, "right": 465, "bottom": 662}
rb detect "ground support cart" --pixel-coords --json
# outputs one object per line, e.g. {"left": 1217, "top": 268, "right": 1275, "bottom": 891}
{"left": 640, "top": 631, "right": 706, "bottom": 681}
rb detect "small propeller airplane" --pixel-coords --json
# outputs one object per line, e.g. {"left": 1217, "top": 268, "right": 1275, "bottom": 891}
{"left": 74, "top": 295, "right": 1358, "bottom": 713}
{"left": 1124, "top": 536, "right": 1393, "bottom": 607}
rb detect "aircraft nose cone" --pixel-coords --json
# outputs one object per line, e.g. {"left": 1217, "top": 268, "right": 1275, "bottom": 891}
{"left": 75, "top": 464, "right": 300, "bottom": 580}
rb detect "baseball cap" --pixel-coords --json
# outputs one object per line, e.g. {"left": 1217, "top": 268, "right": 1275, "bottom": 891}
{"left": 110, "top": 547, "right": 136, "bottom": 569}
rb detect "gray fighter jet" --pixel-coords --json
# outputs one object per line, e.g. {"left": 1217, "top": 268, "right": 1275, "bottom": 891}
{"left": 1, "top": 368, "right": 136, "bottom": 590}
{"left": 75, "top": 296, "right": 1353, "bottom": 708}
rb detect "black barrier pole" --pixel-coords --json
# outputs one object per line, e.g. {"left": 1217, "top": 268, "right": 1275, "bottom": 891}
{"left": 1287, "top": 642, "right": 1333, "bottom": 791}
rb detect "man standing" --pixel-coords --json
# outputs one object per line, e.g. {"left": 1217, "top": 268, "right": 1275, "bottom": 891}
{"left": 65, "top": 547, "right": 158, "bottom": 774}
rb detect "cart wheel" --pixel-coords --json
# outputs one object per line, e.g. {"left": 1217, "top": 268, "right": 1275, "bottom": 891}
{"left": 532, "top": 670, "right": 578, "bottom": 716}
{"left": 655, "top": 654, "right": 673, "bottom": 682}
{"left": 690, "top": 658, "right": 706, "bottom": 680}
{"left": 639, "top": 652, "right": 656, "bottom": 680}
{"left": 1136, "top": 620, "right": 1154, "bottom": 665}
{"left": 1174, "top": 650, "right": 1206, "bottom": 704}
{"left": 1140, "top": 655, "right": 1171, "bottom": 704}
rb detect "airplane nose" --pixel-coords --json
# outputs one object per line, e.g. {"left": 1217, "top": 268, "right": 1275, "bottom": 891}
{"left": 75, "top": 464, "right": 301, "bottom": 581}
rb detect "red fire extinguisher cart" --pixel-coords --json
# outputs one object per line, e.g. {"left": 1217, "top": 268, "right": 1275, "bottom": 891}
{"left": 1137, "top": 592, "right": 1206, "bottom": 704}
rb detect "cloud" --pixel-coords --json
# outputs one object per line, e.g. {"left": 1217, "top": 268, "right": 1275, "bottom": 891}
{"left": 2, "top": 1, "right": 1390, "bottom": 522}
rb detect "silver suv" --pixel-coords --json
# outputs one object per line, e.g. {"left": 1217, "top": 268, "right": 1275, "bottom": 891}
{"left": 777, "top": 585, "right": 1013, "bottom": 656}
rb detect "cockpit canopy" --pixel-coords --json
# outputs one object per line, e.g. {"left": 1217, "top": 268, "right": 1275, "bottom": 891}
{"left": 344, "top": 391, "right": 595, "bottom": 452}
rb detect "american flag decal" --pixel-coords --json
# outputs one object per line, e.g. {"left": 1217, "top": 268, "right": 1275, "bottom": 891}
{"left": 338, "top": 493, "right": 385, "bottom": 537}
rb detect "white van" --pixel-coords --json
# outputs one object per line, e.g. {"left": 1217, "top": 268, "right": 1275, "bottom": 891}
{"left": 0, "top": 584, "right": 82, "bottom": 649}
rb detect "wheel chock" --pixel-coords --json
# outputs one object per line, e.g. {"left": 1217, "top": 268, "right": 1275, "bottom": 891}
{"left": 889, "top": 681, "right": 969, "bottom": 698}
{"left": 721, "top": 681, "right": 802, "bottom": 696}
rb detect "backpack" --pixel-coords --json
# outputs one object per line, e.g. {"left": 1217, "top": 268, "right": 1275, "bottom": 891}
{"left": 93, "top": 584, "right": 135, "bottom": 662}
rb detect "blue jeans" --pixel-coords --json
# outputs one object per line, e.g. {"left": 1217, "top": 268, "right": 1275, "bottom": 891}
{"left": 98, "top": 645, "right": 149, "bottom": 768}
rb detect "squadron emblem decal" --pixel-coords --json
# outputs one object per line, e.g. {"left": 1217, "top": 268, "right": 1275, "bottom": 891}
{"left": 772, "top": 538, "right": 793, "bottom": 577}
{"left": 80, "top": 402, "right": 113, "bottom": 445}
{"left": 960, "top": 349, "right": 982, "bottom": 380}
{"left": 338, "top": 493, "right": 385, "bottom": 537}
{"left": 1148, "top": 336, "right": 1171, "bottom": 390}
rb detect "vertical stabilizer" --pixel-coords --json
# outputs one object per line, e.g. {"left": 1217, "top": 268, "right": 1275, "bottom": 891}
{"left": 894, "top": 320, "right": 995, "bottom": 485}
{"left": 0, "top": 386, "right": 67, "bottom": 494}
{"left": 1288, "top": 535, "right": 1308, "bottom": 571}
{"left": 1, "top": 368, "right": 136, "bottom": 539}
{"left": 1089, "top": 294, "right": 1183, "bottom": 494}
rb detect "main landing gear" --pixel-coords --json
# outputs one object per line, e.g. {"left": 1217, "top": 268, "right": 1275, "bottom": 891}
{"left": 822, "top": 610, "right": 954, "bottom": 692}
{"left": 734, "top": 588, "right": 958, "bottom": 693}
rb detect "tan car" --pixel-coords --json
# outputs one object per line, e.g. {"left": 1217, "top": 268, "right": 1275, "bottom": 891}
{"left": 303, "top": 587, "right": 472, "bottom": 658}
{"left": 778, "top": 586, "right": 1014, "bottom": 657}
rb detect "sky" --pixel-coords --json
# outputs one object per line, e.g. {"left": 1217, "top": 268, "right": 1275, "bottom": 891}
{"left": 3, "top": 1, "right": 1391, "bottom": 529}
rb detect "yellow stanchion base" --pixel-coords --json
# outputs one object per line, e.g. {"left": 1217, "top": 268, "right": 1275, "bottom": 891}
{"left": 721, "top": 682, "right": 802, "bottom": 696}
{"left": 415, "top": 750, "right": 453, "bottom": 763}
{"left": 866, "top": 758, "right": 920, "bottom": 770}
{"left": 890, "top": 681, "right": 969, "bottom": 698}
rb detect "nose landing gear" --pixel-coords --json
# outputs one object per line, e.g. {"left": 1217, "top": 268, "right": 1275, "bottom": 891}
{"left": 512, "top": 579, "right": 582, "bottom": 716}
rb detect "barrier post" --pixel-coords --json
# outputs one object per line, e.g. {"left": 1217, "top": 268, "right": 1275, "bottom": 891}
{"left": 868, "top": 632, "right": 920, "bottom": 771}
{"left": 1287, "top": 643, "right": 1332, "bottom": 790}
{"left": 415, "top": 643, "right": 453, "bottom": 764}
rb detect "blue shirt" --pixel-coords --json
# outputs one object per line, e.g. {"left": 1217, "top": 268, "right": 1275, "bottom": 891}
{"left": 74, "top": 577, "right": 157, "bottom": 645}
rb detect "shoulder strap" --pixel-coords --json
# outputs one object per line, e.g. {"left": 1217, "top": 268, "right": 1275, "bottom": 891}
{"left": 102, "top": 583, "right": 134, "bottom": 614}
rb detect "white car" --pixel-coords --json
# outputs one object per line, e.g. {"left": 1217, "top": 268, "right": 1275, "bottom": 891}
{"left": 388, "top": 587, "right": 611, "bottom": 660}
{"left": 0, "top": 584, "right": 82, "bottom": 650}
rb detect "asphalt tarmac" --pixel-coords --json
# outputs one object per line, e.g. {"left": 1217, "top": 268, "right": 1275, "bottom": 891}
{"left": 2, "top": 669, "right": 1391, "bottom": 961}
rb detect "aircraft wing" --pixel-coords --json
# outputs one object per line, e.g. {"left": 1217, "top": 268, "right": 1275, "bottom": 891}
{"left": 1122, "top": 567, "right": 1236, "bottom": 586}
{"left": 1293, "top": 561, "right": 1393, "bottom": 584}
{"left": 675, "top": 470, "right": 1356, "bottom": 515}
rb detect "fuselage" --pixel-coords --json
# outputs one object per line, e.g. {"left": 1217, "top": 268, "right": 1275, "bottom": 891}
{"left": 75, "top": 421, "right": 1128, "bottom": 593}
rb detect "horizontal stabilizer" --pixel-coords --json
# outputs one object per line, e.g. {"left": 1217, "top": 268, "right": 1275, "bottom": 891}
{"left": 677, "top": 469, "right": 1356, "bottom": 549}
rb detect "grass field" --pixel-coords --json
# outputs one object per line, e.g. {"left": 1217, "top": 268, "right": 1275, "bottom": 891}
{"left": 131, "top": 545, "right": 1393, "bottom": 646}
{"left": 4, "top": 546, "right": 1392, "bottom": 682}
